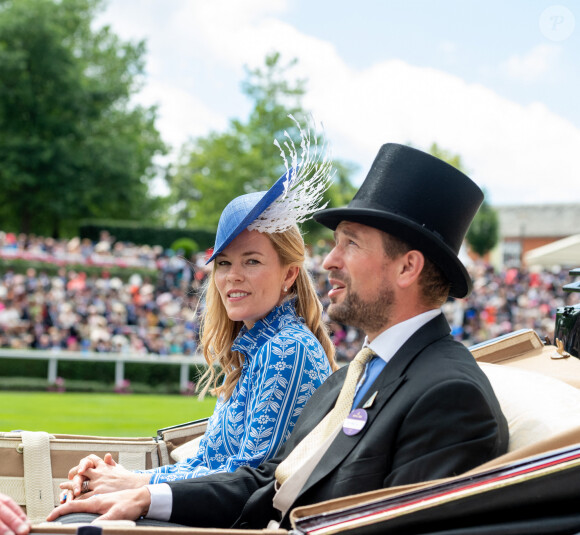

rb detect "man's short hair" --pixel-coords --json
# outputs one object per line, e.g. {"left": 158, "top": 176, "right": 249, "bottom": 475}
{"left": 381, "top": 234, "right": 451, "bottom": 307}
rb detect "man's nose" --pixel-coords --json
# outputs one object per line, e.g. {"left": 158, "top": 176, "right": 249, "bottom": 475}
{"left": 322, "top": 246, "right": 341, "bottom": 271}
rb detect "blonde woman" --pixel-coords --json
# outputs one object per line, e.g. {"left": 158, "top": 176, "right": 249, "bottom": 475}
{"left": 141, "top": 222, "right": 337, "bottom": 483}
{"left": 60, "top": 120, "right": 338, "bottom": 498}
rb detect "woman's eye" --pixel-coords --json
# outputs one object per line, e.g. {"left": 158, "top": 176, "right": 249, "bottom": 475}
{"left": 217, "top": 260, "right": 230, "bottom": 266}
{"left": 247, "top": 258, "right": 260, "bottom": 265}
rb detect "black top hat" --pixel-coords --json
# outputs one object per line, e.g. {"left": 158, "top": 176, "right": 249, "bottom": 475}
{"left": 314, "top": 143, "right": 483, "bottom": 298}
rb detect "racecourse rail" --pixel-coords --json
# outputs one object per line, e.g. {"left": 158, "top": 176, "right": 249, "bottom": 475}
{"left": 0, "top": 349, "right": 206, "bottom": 392}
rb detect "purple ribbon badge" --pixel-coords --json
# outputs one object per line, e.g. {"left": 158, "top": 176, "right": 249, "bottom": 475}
{"left": 343, "top": 408, "right": 368, "bottom": 436}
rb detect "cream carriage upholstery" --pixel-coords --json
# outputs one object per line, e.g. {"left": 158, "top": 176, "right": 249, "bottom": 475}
{"left": 472, "top": 329, "right": 580, "bottom": 452}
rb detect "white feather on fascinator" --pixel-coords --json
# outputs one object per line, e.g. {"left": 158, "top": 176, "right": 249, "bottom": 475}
{"left": 247, "top": 114, "right": 334, "bottom": 233}
{"left": 206, "top": 115, "right": 334, "bottom": 264}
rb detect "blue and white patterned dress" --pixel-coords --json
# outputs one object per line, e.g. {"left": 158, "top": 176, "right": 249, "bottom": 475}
{"left": 141, "top": 299, "right": 332, "bottom": 483}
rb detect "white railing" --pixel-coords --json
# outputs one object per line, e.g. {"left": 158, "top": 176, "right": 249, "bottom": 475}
{"left": 0, "top": 349, "right": 206, "bottom": 392}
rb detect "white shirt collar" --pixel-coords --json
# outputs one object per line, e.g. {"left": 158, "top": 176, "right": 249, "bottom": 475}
{"left": 365, "top": 309, "right": 441, "bottom": 365}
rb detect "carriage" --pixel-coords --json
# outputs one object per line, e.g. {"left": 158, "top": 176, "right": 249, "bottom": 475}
{"left": 3, "top": 268, "right": 580, "bottom": 534}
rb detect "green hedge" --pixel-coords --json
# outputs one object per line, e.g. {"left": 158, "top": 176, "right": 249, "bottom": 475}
{"left": 0, "top": 376, "right": 190, "bottom": 394}
{"left": 170, "top": 237, "right": 199, "bottom": 258}
{"left": 79, "top": 220, "right": 215, "bottom": 251}
{"left": 0, "top": 358, "right": 208, "bottom": 388}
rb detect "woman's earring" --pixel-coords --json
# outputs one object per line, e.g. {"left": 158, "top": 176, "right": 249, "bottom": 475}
{"left": 284, "top": 286, "right": 288, "bottom": 293}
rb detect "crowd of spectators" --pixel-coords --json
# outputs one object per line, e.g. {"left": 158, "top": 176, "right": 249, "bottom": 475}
{"left": 1, "top": 230, "right": 579, "bottom": 362}
{"left": 442, "top": 262, "right": 578, "bottom": 347}
{"left": 0, "top": 231, "right": 207, "bottom": 357}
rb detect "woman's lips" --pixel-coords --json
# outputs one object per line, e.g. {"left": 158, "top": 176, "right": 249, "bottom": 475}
{"left": 227, "top": 291, "right": 250, "bottom": 300}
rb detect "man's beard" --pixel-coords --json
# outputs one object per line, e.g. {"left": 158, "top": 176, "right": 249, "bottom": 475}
{"left": 327, "top": 279, "right": 395, "bottom": 335}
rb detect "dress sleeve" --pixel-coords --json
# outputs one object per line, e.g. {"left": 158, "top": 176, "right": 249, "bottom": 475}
{"left": 153, "top": 332, "right": 328, "bottom": 482}
{"left": 135, "top": 404, "right": 223, "bottom": 483}
{"left": 137, "top": 439, "right": 213, "bottom": 483}
{"left": 224, "top": 333, "right": 329, "bottom": 471}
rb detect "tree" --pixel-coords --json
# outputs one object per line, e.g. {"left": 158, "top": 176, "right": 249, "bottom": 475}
{"left": 0, "top": 0, "right": 166, "bottom": 237}
{"left": 299, "top": 159, "right": 358, "bottom": 241}
{"left": 428, "top": 143, "right": 499, "bottom": 257}
{"left": 466, "top": 197, "right": 499, "bottom": 257}
{"left": 428, "top": 142, "right": 466, "bottom": 172}
{"left": 166, "top": 52, "right": 356, "bottom": 239}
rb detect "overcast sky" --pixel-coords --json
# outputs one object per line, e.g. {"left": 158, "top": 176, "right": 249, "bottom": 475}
{"left": 96, "top": 0, "right": 580, "bottom": 206}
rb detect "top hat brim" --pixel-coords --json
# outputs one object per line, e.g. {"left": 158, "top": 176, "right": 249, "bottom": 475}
{"left": 206, "top": 172, "right": 288, "bottom": 264}
{"left": 314, "top": 207, "right": 472, "bottom": 299}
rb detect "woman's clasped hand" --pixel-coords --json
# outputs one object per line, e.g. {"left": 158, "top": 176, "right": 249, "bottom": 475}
{"left": 59, "top": 453, "right": 151, "bottom": 502}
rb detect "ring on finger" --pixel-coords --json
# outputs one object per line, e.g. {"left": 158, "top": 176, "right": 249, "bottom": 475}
{"left": 81, "top": 480, "right": 90, "bottom": 494}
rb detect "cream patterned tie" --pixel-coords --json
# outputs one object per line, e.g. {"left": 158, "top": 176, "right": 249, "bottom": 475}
{"left": 275, "top": 347, "right": 376, "bottom": 485}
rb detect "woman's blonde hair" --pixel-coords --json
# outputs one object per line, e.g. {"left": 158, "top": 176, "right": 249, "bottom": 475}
{"left": 198, "top": 225, "right": 337, "bottom": 400}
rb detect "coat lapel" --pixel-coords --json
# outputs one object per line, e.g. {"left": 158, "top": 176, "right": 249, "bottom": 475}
{"left": 294, "top": 314, "right": 451, "bottom": 501}
{"left": 279, "top": 366, "right": 349, "bottom": 454}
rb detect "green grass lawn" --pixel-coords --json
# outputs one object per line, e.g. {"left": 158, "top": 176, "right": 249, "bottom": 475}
{"left": 0, "top": 392, "right": 217, "bottom": 437}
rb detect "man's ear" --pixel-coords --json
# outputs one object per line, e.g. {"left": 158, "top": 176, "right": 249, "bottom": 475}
{"left": 397, "top": 250, "right": 424, "bottom": 289}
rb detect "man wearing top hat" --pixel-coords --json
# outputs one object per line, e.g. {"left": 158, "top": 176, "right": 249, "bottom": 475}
{"left": 48, "top": 143, "right": 508, "bottom": 530}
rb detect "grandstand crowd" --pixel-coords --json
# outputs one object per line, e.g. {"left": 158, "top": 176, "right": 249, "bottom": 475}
{"left": 1, "top": 230, "right": 578, "bottom": 362}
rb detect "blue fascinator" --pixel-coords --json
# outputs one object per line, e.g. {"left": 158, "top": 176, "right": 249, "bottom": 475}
{"left": 206, "top": 116, "right": 333, "bottom": 264}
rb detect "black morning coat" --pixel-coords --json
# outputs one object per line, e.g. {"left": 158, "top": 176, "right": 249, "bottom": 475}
{"left": 168, "top": 314, "right": 509, "bottom": 529}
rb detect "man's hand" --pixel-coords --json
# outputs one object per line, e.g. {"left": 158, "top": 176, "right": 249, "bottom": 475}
{"left": 47, "top": 487, "right": 152, "bottom": 523}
